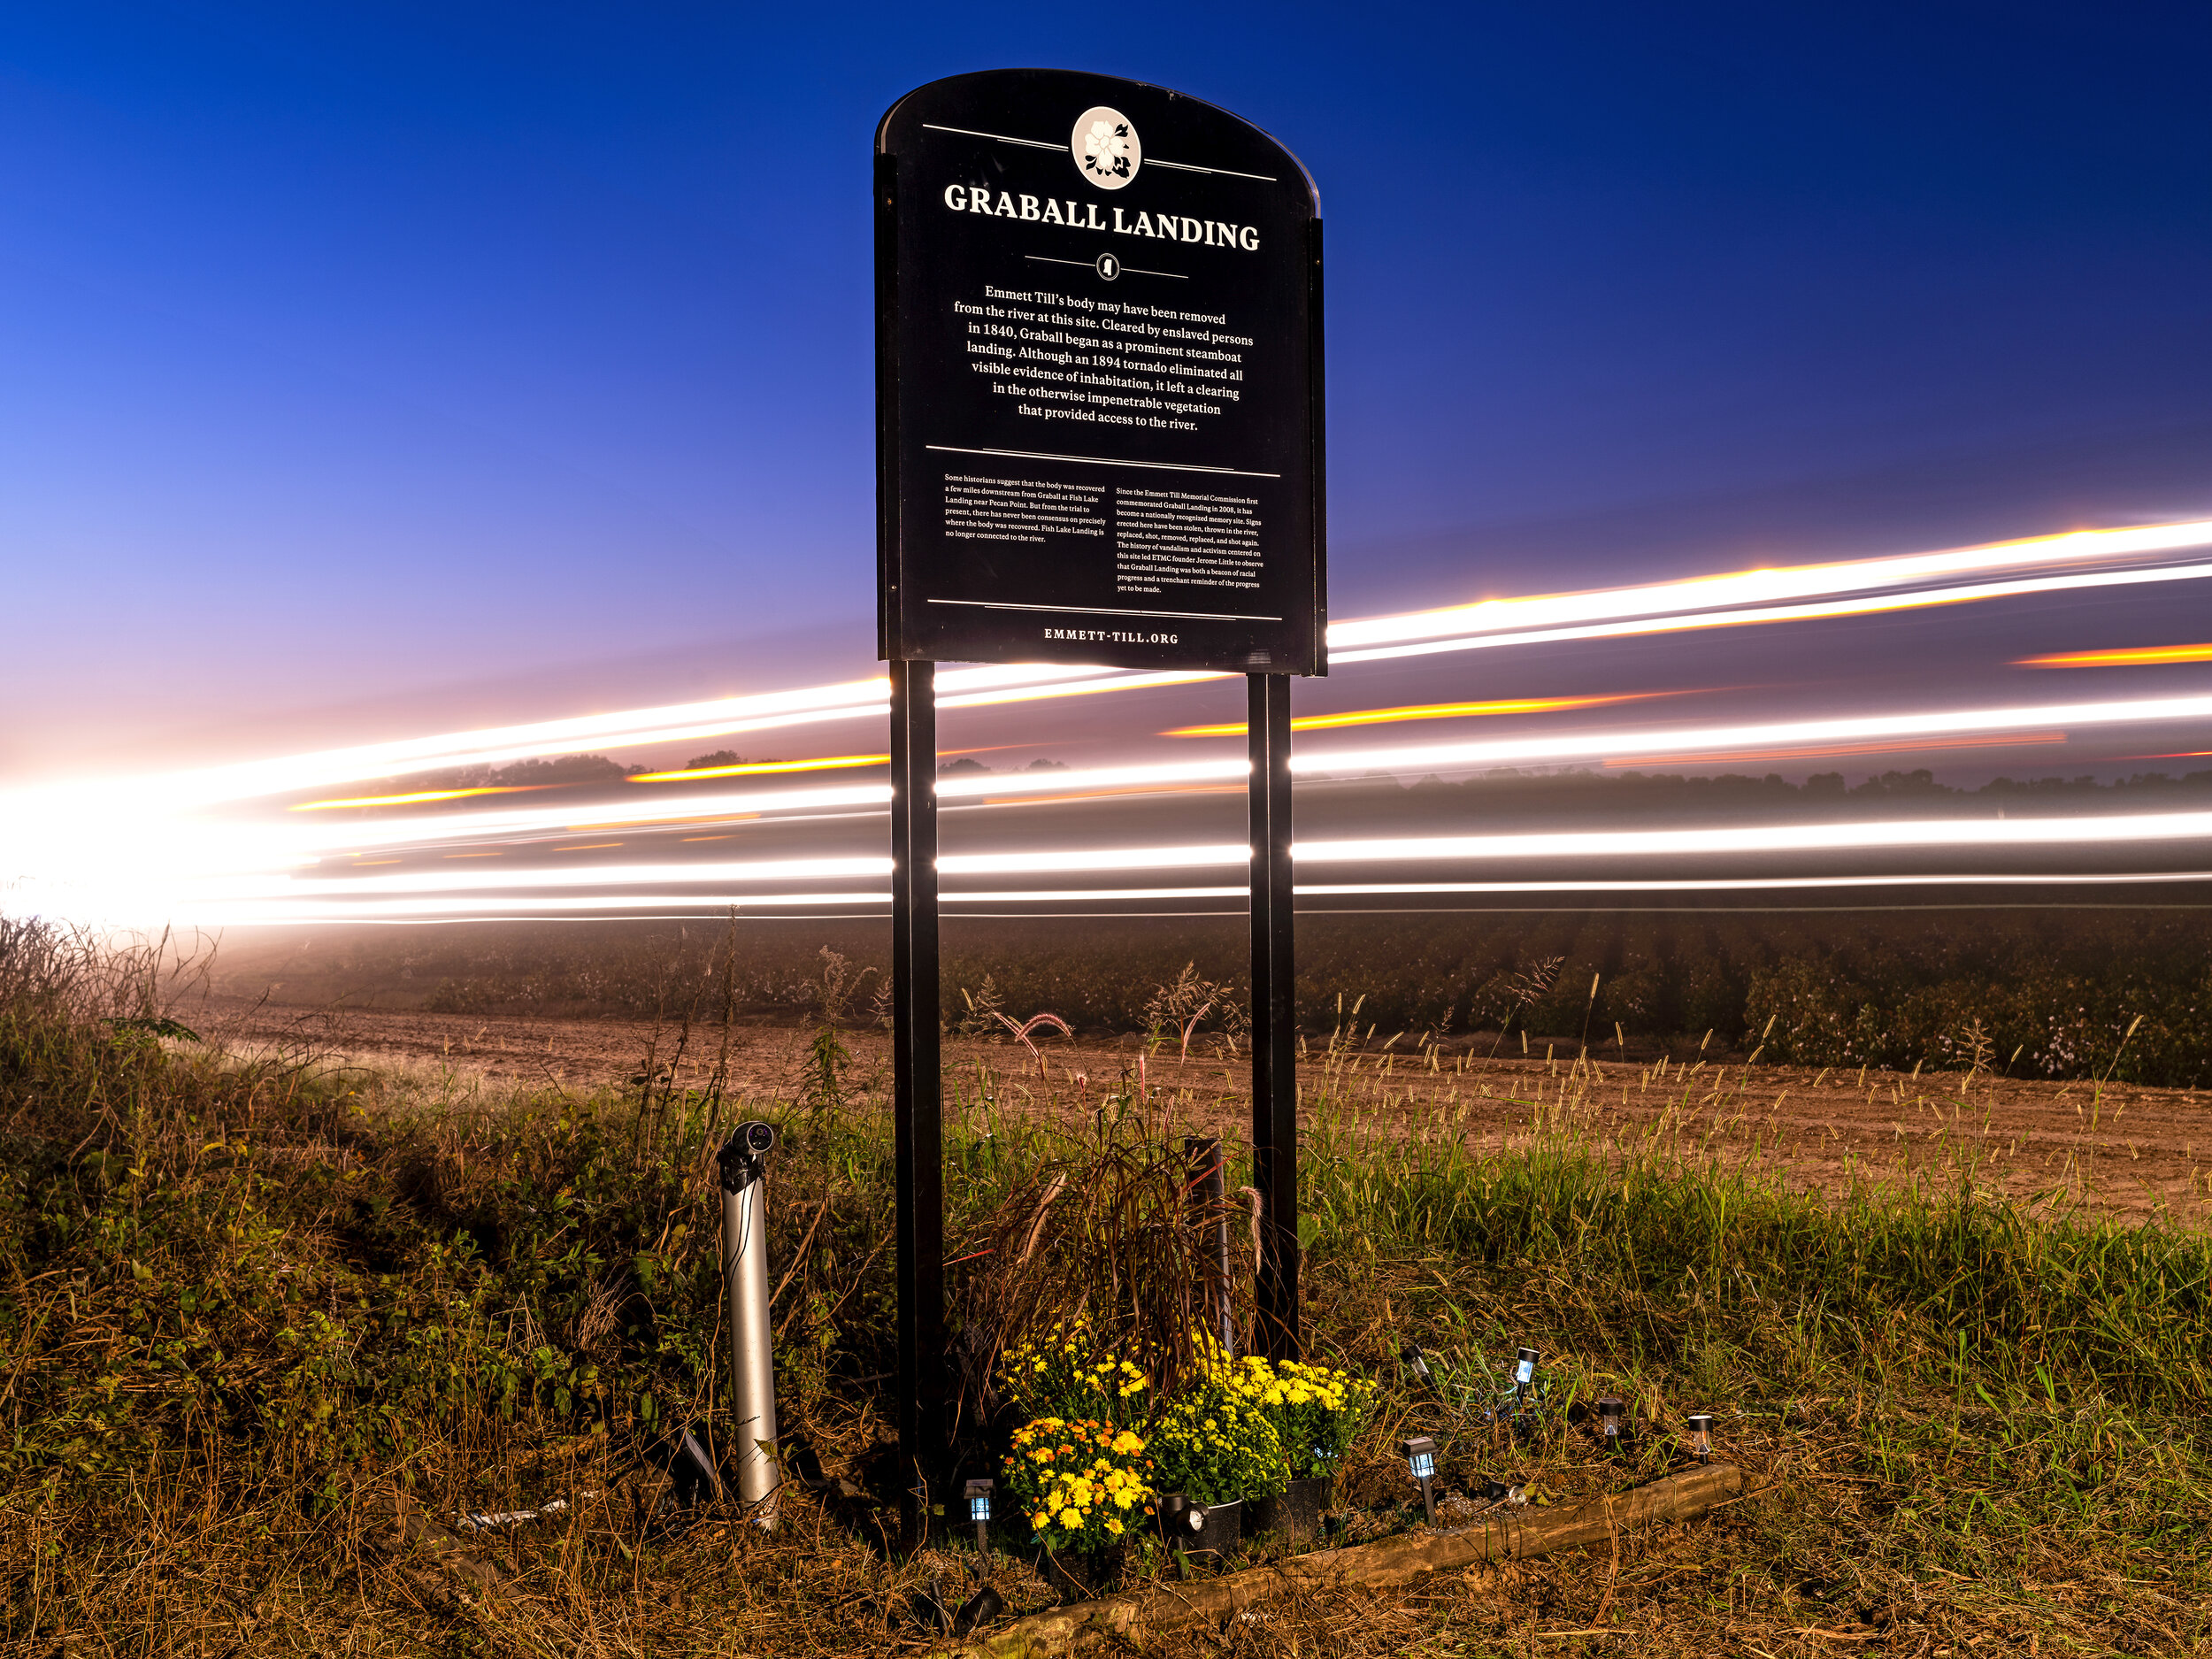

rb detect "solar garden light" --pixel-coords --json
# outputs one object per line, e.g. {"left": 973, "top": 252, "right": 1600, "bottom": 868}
{"left": 1400, "top": 1434, "right": 1440, "bottom": 1524}
{"left": 964, "top": 1478, "right": 995, "bottom": 1561}
{"left": 1594, "top": 1396, "right": 1627, "bottom": 1449}
{"left": 1402, "top": 1341, "right": 1436, "bottom": 1390}
{"left": 1512, "top": 1347, "right": 1540, "bottom": 1409}
{"left": 1684, "top": 1412, "right": 1716, "bottom": 1463}
{"left": 718, "top": 1122, "right": 781, "bottom": 1525}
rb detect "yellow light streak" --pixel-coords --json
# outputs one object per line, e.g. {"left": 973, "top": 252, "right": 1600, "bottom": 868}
{"left": 628, "top": 754, "right": 889, "bottom": 782}
{"left": 1164, "top": 693, "right": 1654, "bottom": 738}
{"left": 289, "top": 786, "right": 538, "bottom": 810}
{"left": 2017, "top": 644, "right": 2212, "bottom": 668}
{"left": 551, "top": 842, "right": 624, "bottom": 852}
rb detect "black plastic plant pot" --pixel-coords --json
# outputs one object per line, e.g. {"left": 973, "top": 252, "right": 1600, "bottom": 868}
{"left": 1156, "top": 1493, "right": 1242, "bottom": 1558}
{"left": 1248, "top": 1476, "right": 1332, "bottom": 1551}
{"left": 1038, "top": 1541, "right": 1128, "bottom": 1601}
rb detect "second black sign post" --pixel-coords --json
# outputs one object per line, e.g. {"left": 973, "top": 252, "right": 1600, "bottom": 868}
{"left": 875, "top": 66, "right": 1325, "bottom": 1528}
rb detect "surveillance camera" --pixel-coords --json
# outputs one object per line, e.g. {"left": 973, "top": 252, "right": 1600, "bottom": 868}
{"left": 718, "top": 1122, "right": 777, "bottom": 1191}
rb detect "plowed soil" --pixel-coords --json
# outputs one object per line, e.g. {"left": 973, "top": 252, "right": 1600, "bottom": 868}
{"left": 198, "top": 995, "right": 2210, "bottom": 1223}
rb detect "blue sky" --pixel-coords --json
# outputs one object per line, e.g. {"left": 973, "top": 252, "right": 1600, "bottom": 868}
{"left": 4, "top": 2, "right": 2208, "bottom": 777}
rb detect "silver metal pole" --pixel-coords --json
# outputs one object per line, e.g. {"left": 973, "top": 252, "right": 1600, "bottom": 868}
{"left": 718, "top": 1122, "right": 780, "bottom": 1525}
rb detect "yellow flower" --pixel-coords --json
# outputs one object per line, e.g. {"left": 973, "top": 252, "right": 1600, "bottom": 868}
{"left": 1059, "top": 1508, "right": 1080, "bottom": 1529}
{"left": 1032, "top": 1510, "right": 1048, "bottom": 1528}
{"left": 1105, "top": 1517, "right": 1124, "bottom": 1535}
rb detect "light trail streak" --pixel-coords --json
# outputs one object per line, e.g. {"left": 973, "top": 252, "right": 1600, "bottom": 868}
{"left": 140, "top": 810, "right": 2212, "bottom": 924}
{"left": 1162, "top": 692, "right": 1663, "bottom": 738}
{"left": 1325, "top": 557, "right": 2212, "bottom": 667}
{"left": 19, "top": 692, "right": 2212, "bottom": 928}
{"left": 1289, "top": 694, "right": 2212, "bottom": 777}
{"left": 1601, "top": 732, "right": 2066, "bottom": 767}
{"left": 1294, "top": 872, "right": 2212, "bottom": 895}
{"left": 2, "top": 663, "right": 1102, "bottom": 816}
{"left": 2018, "top": 643, "right": 2212, "bottom": 668}
{"left": 162, "top": 870, "right": 2212, "bottom": 927}
{"left": 1325, "top": 518, "right": 2212, "bottom": 651}
{"left": 15, "top": 516, "right": 2212, "bottom": 930}
{"left": 11, "top": 517, "right": 2212, "bottom": 829}
{"left": 290, "top": 786, "right": 541, "bottom": 810}
{"left": 1294, "top": 810, "right": 2212, "bottom": 864}
{"left": 264, "top": 695, "right": 2212, "bottom": 858}
{"left": 257, "top": 856, "right": 894, "bottom": 897}
{"left": 629, "top": 755, "right": 888, "bottom": 782}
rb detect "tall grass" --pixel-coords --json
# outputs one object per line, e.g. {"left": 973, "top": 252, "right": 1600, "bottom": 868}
{"left": 3, "top": 915, "right": 2208, "bottom": 1653}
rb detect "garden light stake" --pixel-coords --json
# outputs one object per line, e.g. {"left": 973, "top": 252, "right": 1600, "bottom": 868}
{"left": 1401, "top": 1434, "right": 1439, "bottom": 1524}
{"left": 1685, "top": 1412, "right": 1715, "bottom": 1463}
{"left": 964, "top": 1477, "right": 994, "bottom": 1561}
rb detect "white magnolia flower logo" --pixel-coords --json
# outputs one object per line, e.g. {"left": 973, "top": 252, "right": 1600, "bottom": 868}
{"left": 1070, "top": 105, "right": 1141, "bottom": 190}
{"left": 1085, "top": 119, "right": 1130, "bottom": 178}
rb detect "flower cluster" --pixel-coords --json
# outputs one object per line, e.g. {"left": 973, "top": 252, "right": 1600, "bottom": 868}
{"left": 1001, "top": 1417, "right": 1156, "bottom": 1555}
{"left": 1148, "top": 1381, "right": 1283, "bottom": 1508}
{"left": 999, "top": 1319, "right": 1150, "bottom": 1425}
{"left": 1220, "top": 1356, "right": 1379, "bottom": 1481}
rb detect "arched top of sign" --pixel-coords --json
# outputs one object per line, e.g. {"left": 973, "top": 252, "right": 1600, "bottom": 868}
{"left": 876, "top": 68, "right": 1326, "bottom": 677}
{"left": 878, "top": 67, "right": 1320, "bottom": 219}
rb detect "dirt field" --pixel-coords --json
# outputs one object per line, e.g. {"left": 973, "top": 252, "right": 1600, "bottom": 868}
{"left": 200, "top": 995, "right": 2212, "bottom": 1224}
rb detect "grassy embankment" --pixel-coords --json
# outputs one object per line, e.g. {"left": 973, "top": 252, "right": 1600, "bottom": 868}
{"left": 4, "top": 918, "right": 2209, "bottom": 1655}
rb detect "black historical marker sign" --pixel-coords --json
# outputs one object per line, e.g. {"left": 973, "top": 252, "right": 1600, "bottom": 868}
{"left": 877, "top": 68, "right": 1325, "bottom": 675}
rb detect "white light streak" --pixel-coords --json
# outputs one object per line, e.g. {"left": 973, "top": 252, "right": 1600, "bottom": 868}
{"left": 1294, "top": 810, "right": 2212, "bottom": 864}
{"left": 14, "top": 515, "right": 2212, "bottom": 929}
{"left": 1292, "top": 694, "right": 2212, "bottom": 777}
{"left": 1325, "top": 518, "right": 2212, "bottom": 652}
{"left": 937, "top": 843, "right": 1248, "bottom": 875}
{"left": 1326, "top": 558, "right": 2212, "bottom": 666}
{"left": 166, "top": 869, "right": 2212, "bottom": 927}
{"left": 121, "top": 810, "right": 2212, "bottom": 930}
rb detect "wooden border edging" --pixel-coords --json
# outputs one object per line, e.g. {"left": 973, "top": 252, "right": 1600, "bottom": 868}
{"left": 939, "top": 1463, "right": 1745, "bottom": 1657}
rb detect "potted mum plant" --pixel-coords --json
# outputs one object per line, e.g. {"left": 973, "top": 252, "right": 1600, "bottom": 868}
{"left": 999, "top": 1319, "right": 1150, "bottom": 1425}
{"left": 1148, "top": 1382, "right": 1283, "bottom": 1558}
{"left": 1227, "top": 1356, "right": 1378, "bottom": 1548}
{"left": 1000, "top": 1416, "right": 1156, "bottom": 1596}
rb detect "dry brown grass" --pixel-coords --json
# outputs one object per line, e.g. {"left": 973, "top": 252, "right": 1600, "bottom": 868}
{"left": 3, "top": 918, "right": 2208, "bottom": 1655}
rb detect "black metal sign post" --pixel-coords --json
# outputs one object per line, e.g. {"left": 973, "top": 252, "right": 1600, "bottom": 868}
{"left": 887, "top": 658, "right": 943, "bottom": 1524}
{"left": 877, "top": 67, "right": 1324, "bottom": 1517}
{"left": 1248, "top": 672, "right": 1300, "bottom": 1357}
